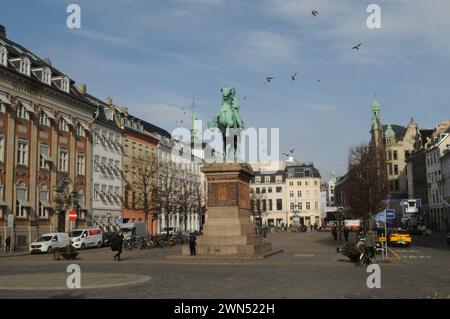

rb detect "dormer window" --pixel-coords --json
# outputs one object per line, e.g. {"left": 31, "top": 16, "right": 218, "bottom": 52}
{"left": 43, "top": 67, "right": 52, "bottom": 85}
{"left": 0, "top": 46, "right": 7, "bottom": 67}
{"left": 53, "top": 76, "right": 70, "bottom": 93}
{"left": 32, "top": 67, "right": 52, "bottom": 85}
{"left": 20, "top": 57, "right": 30, "bottom": 76}
{"left": 10, "top": 57, "right": 31, "bottom": 76}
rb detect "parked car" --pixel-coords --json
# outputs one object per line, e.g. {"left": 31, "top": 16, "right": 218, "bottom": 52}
{"left": 388, "top": 228, "right": 412, "bottom": 247}
{"left": 30, "top": 233, "right": 70, "bottom": 254}
{"left": 69, "top": 228, "right": 103, "bottom": 249}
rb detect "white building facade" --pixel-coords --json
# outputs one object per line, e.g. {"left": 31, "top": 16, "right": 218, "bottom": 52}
{"left": 90, "top": 102, "right": 123, "bottom": 230}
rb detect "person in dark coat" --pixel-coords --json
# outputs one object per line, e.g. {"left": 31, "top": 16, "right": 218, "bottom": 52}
{"left": 189, "top": 233, "right": 197, "bottom": 256}
{"left": 332, "top": 226, "right": 338, "bottom": 241}
{"left": 344, "top": 227, "right": 349, "bottom": 242}
{"left": 5, "top": 236, "right": 11, "bottom": 252}
{"left": 111, "top": 230, "right": 124, "bottom": 261}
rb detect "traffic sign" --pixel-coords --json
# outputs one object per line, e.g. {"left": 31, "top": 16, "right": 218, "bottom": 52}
{"left": 386, "top": 209, "right": 395, "bottom": 219}
{"left": 69, "top": 210, "right": 78, "bottom": 221}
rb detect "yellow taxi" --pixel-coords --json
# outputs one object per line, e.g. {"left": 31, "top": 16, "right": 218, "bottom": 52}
{"left": 388, "top": 228, "right": 412, "bottom": 247}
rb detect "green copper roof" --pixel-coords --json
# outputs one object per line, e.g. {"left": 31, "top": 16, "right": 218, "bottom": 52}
{"left": 385, "top": 124, "right": 396, "bottom": 139}
{"left": 371, "top": 98, "right": 381, "bottom": 110}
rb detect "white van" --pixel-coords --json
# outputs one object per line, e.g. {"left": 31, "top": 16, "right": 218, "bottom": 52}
{"left": 69, "top": 228, "right": 103, "bottom": 249}
{"left": 30, "top": 233, "right": 70, "bottom": 254}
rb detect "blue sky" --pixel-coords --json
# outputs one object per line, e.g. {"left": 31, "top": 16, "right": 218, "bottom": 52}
{"left": 2, "top": 0, "right": 450, "bottom": 180}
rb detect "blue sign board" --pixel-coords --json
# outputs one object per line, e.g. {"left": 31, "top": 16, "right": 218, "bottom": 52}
{"left": 386, "top": 209, "right": 395, "bottom": 219}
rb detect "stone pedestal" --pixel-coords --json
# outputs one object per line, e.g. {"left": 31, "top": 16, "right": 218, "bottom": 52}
{"left": 182, "top": 163, "right": 272, "bottom": 258}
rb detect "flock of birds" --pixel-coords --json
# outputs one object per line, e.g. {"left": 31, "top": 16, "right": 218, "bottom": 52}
{"left": 174, "top": 9, "right": 363, "bottom": 128}
{"left": 264, "top": 9, "right": 362, "bottom": 86}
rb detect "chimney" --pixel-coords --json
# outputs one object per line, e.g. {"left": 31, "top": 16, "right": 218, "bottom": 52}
{"left": 0, "top": 25, "right": 6, "bottom": 39}
{"left": 105, "top": 97, "right": 113, "bottom": 106}
{"left": 43, "top": 58, "right": 52, "bottom": 66}
{"left": 77, "top": 83, "right": 87, "bottom": 94}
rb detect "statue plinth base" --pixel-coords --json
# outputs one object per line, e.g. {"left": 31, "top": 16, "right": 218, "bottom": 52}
{"left": 182, "top": 163, "right": 272, "bottom": 258}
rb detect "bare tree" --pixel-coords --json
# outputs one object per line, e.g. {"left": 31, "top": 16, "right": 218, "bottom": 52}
{"left": 347, "top": 142, "right": 388, "bottom": 231}
{"left": 178, "top": 169, "right": 198, "bottom": 231}
{"left": 152, "top": 160, "right": 181, "bottom": 235}
{"left": 129, "top": 153, "right": 158, "bottom": 233}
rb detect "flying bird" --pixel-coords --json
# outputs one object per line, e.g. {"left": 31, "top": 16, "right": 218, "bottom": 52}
{"left": 317, "top": 79, "right": 321, "bottom": 83}
{"left": 291, "top": 73, "right": 298, "bottom": 81}
{"left": 312, "top": 10, "right": 319, "bottom": 16}
{"left": 352, "top": 43, "right": 362, "bottom": 50}
{"left": 265, "top": 76, "right": 274, "bottom": 84}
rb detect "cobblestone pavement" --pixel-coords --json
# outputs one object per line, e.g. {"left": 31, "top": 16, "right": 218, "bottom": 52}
{"left": 0, "top": 232, "right": 449, "bottom": 299}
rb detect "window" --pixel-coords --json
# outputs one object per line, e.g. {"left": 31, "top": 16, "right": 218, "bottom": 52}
{"left": 40, "top": 144, "right": 50, "bottom": 169}
{"left": 298, "top": 202, "right": 303, "bottom": 210}
{"left": 15, "top": 186, "right": 28, "bottom": 218}
{"left": 305, "top": 181, "right": 309, "bottom": 186}
{"left": 306, "top": 190, "right": 310, "bottom": 197}
{"left": 61, "top": 77, "right": 70, "bottom": 93}
{"left": 77, "top": 124, "right": 85, "bottom": 137}
{"left": 59, "top": 149, "right": 68, "bottom": 172}
{"left": 314, "top": 181, "right": 318, "bottom": 186}
{"left": 20, "top": 57, "right": 30, "bottom": 76}
{"left": 304, "top": 170, "right": 311, "bottom": 177}
{"left": 17, "top": 140, "right": 28, "bottom": 166}
{"left": 0, "top": 46, "right": 6, "bottom": 66}
{"left": 94, "top": 155, "right": 100, "bottom": 171}
{"left": 268, "top": 187, "right": 272, "bottom": 193}
{"left": 298, "top": 190, "right": 302, "bottom": 197}
{"left": 42, "top": 67, "right": 52, "bottom": 85}
{"left": 0, "top": 134, "right": 4, "bottom": 163}
{"left": 94, "top": 184, "right": 100, "bottom": 200}
{"left": 59, "top": 117, "right": 69, "bottom": 132}
{"left": 38, "top": 186, "right": 49, "bottom": 218}
{"left": 394, "top": 165, "right": 399, "bottom": 175}
{"left": 261, "top": 188, "right": 266, "bottom": 194}
{"left": 17, "top": 103, "right": 29, "bottom": 120}
{"left": 290, "top": 202, "right": 295, "bottom": 210}
{"left": 77, "top": 154, "right": 85, "bottom": 175}
{"left": 264, "top": 176, "right": 270, "bottom": 183}
{"left": 388, "top": 164, "right": 393, "bottom": 175}
{"left": 388, "top": 151, "right": 392, "bottom": 161}
{"left": 276, "top": 199, "right": 283, "bottom": 211}
{"left": 393, "top": 151, "right": 398, "bottom": 160}
{"left": 315, "top": 202, "right": 319, "bottom": 210}
{"left": 39, "top": 110, "right": 50, "bottom": 126}
{"left": 255, "top": 187, "right": 260, "bottom": 194}
{"left": 101, "top": 157, "right": 107, "bottom": 172}
{"left": 306, "top": 202, "right": 311, "bottom": 210}
{"left": 275, "top": 176, "right": 282, "bottom": 183}
{"left": 255, "top": 176, "right": 261, "bottom": 183}
{"left": 289, "top": 191, "right": 294, "bottom": 198}
{"left": 276, "top": 187, "right": 282, "bottom": 193}
{"left": 289, "top": 181, "right": 294, "bottom": 186}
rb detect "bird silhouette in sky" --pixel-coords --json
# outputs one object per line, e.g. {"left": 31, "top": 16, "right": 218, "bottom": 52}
{"left": 317, "top": 79, "right": 321, "bottom": 83}
{"left": 291, "top": 73, "right": 298, "bottom": 81}
{"left": 352, "top": 43, "right": 362, "bottom": 50}
{"left": 312, "top": 10, "right": 319, "bottom": 16}
{"left": 265, "top": 76, "right": 274, "bottom": 84}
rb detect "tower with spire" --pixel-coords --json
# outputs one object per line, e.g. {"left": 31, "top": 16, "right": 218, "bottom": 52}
{"left": 370, "top": 97, "right": 383, "bottom": 147}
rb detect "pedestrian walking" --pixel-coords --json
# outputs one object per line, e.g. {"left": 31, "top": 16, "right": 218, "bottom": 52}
{"left": 344, "top": 227, "right": 349, "bottom": 242}
{"left": 332, "top": 226, "right": 338, "bottom": 241}
{"left": 189, "top": 232, "right": 197, "bottom": 256}
{"left": 5, "top": 236, "right": 11, "bottom": 252}
{"left": 111, "top": 230, "right": 124, "bottom": 261}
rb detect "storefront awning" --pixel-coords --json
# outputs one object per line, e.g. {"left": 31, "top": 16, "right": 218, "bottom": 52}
{"left": 41, "top": 108, "right": 56, "bottom": 120}
{"left": 40, "top": 200, "right": 53, "bottom": 208}
{"left": 61, "top": 114, "right": 74, "bottom": 126}
{"left": 19, "top": 100, "right": 35, "bottom": 113}
{"left": 0, "top": 93, "right": 11, "bottom": 105}
{"left": 79, "top": 121, "right": 90, "bottom": 132}
{"left": 17, "top": 199, "right": 32, "bottom": 207}
{"left": 41, "top": 153, "right": 55, "bottom": 164}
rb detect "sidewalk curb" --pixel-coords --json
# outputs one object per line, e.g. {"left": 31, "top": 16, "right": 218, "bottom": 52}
{"left": 0, "top": 252, "right": 29, "bottom": 258}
